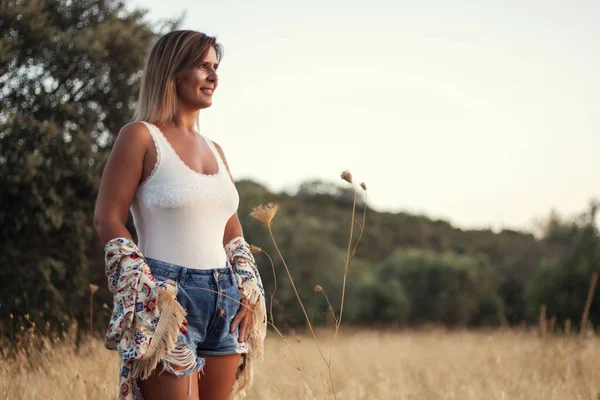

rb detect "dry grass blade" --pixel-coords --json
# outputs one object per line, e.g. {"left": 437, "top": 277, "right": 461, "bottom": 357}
{"left": 314, "top": 285, "right": 338, "bottom": 325}
{"left": 352, "top": 186, "right": 368, "bottom": 257}
{"left": 265, "top": 222, "right": 329, "bottom": 365}
{"left": 256, "top": 248, "right": 278, "bottom": 326}
{"left": 186, "top": 285, "right": 321, "bottom": 399}
{"left": 249, "top": 173, "right": 369, "bottom": 400}
{"left": 89, "top": 283, "right": 99, "bottom": 332}
{"left": 581, "top": 272, "right": 598, "bottom": 337}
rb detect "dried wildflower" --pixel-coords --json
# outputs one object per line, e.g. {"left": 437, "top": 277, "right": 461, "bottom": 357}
{"left": 250, "top": 202, "right": 279, "bottom": 227}
{"left": 314, "top": 285, "right": 323, "bottom": 292}
{"left": 89, "top": 283, "right": 99, "bottom": 294}
{"left": 295, "top": 335, "right": 302, "bottom": 343}
{"left": 250, "top": 244, "right": 262, "bottom": 254}
{"left": 24, "top": 313, "right": 30, "bottom": 320}
{"left": 9, "top": 313, "right": 13, "bottom": 319}
{"left": 360, "top": 182, "right": 367, "bottom": 191}
{"left": 341, "top": 170, "right": 353, "bottom": 183}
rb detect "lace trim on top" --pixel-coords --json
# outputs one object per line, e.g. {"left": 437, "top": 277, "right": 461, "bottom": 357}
{"left": 149, "top": 122, "right": 223, "bottom": 179}
{"left": 138, "top": 121, "right": 162, "bottom": 189}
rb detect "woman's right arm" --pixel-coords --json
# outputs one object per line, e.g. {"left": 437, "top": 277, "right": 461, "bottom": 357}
{"left": 93, "top": 122, "right": 151, "bottom": 246}
{"left": 94, "top": 123, "right": 190, "bottom": 333}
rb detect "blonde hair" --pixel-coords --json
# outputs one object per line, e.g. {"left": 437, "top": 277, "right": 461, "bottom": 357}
{"left": 133, "top": 30, "right": 223, "bottom": 130}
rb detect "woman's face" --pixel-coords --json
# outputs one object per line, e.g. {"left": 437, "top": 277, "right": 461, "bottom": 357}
{"left": 176, "top": 46, "right": 219, "bottom": 109}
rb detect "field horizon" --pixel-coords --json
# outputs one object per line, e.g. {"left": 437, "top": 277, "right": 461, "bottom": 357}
{"left": 1, "top": 326, "right": 598, "bottom": 400}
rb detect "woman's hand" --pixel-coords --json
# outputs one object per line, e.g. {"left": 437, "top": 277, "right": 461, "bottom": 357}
{"left": 180, "top": 317, "right": 188, "bottom": 334}
{"left": 230, "top": 294, "right": 251, "bottom": 343}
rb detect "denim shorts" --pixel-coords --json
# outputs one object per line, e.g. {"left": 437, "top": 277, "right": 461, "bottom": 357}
{"left": 144, "top": 256, "right": 249, "bottom": 369}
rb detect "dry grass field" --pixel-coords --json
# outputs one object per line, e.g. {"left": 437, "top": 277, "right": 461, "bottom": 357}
{"left": 1, "top": 326, "right": 598, "bottom": 400}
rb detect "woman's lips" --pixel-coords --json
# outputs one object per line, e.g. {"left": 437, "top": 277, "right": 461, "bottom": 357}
{"left": 200, "top": 88, "right": 214, "bottom": 95}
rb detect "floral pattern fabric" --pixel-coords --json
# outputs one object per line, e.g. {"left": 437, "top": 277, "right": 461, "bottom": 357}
{"left": 104, "top": 236, "right": 266, "bottom": 399}
{"left": 224, "top": 236, "right": 268, "bottom": 399}
{"left": 224, "top": 236, "right": 266, "bottom": 299}
{"left": 105, "top": 237, "right": 184, "bottom": 400}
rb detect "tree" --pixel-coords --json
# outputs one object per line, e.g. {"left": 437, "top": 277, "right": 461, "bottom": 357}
{"left": 526, "top": 200, "right": 600, "bottom": 327}
{"left": 0, "top": 0, "right": 176, "bottom": 332}
{"left": 375, "top": 248, "right": 504, "bottom": 327}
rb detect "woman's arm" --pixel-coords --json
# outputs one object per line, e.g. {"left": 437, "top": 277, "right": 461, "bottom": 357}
{"left": 93, "top": 122, "right": 151, "bottom": 246}
{"left": 214, "top": 141, "right": 259, "bottom": 342}
{"left": 95, "top": 123, "right": 189, "bottom": 334}
{"left": 213, "top": 141, "right": 244, "bottom": 246}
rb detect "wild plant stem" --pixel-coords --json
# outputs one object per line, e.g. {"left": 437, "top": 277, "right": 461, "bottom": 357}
{"left": 268, "top": 323, "right": 321, "bottom": 400}
{"left": 318, "top": 289, "right": 338, "bottom": 325}
{"left": 352, "top": 197, "right": 368, "bottom": 257}
{"left": 189, "top": 286, "right": 321, "bottom": 399}
{"left": 329, "top": 188, "right": 357, "bottom": 362}
{"left": 267, "top": 226, "right": 330, "bottom": 367}
{"left": 580, "top": 272, "right": 598, "bottom": 337}
{"left": 259, "top": 249, "right": 277, "bottom": 326}
{"left": 90, "top": 292, "right": 94, "bottom": 332}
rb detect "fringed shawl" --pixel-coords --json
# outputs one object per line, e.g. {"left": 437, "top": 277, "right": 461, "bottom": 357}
{"left": 104, "top": 236, "right": 267, "bottom": 399}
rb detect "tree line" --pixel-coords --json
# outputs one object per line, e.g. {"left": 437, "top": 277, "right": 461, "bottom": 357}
{"left": 1, "top": 0, "right": 598, "bottom": 338}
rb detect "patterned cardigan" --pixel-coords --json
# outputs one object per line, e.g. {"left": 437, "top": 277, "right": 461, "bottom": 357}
{"left": 104, "top": 236, "right": 267, "bottom": 400}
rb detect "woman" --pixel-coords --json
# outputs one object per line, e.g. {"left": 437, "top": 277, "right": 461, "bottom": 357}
{"left": 94, "top": 30, "right": 263, "bottom": 400}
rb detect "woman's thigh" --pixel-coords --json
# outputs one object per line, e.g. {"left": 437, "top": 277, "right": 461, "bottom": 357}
{"left": 198, "top": 354, "right": 243, "bottom": 400}
{"left": 138, "top": 368, "right": 199, "bottom": 400}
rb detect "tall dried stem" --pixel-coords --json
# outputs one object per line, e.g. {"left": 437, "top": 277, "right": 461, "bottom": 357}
{"left": 248, "top": 174, "right": 369, "bottom": 400}
{"left": 256, "top": 248, "right": 277, "bottom": 326}
{"left": 352, "top": 190, "right": 368, "bottom": 257}
{"left": 315, "top": 286, "right": 338, "bottom": 326}
{"left": 266, "top": 226, "right": 329, "bottom": 365}
{"left": 580, "top": 272, "right": 598, "bottom": 337}
{"left": 193, "top": 286, "right": 321, "bottom": 399}
{"left": 89, "top": 284, "right": 99, "bottom": 333}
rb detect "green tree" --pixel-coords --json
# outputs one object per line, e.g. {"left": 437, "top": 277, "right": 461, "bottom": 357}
{"left": 526, "top": 200, "right": 600, "bottom": 327}
{"left": 0, "top": 0, "right": 174, "bottom": 332}
{"left": 375, "top": 248, "right": 504, "bottom": 326}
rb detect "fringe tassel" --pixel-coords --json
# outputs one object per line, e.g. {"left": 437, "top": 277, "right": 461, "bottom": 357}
{"left": 230, "top": 278, "right": 267, "bottom": 399}
{"left": 130, "top": 281, "right": 187, "bottom": 381}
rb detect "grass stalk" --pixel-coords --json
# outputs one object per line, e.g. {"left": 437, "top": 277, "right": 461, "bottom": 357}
{"left": 580, "top": 272, "right": 598, "bottom": 337}
{"left": 266, "top": 226, "right": 329, "bottom": 366}
{"left": 191, "top": 286, "right": 320, "bottom": 399}
{"left": 329, "top": 185, "right": 357, "bottom": 361}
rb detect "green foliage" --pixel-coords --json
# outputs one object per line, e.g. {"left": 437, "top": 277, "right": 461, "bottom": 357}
{"left": 372, "top": 249, "right": 504, "bottom": 326}
{"left": 356, "top": 275, "right": 411, "bottom": 326}
{"left": 0, "top": 0, "right": 175, "bottom": 331}
{"left": 1, "top": 0, "right": 598, "bottom": 336}
{"left": 526, "top": 201, "right": 600, "bottom": 327}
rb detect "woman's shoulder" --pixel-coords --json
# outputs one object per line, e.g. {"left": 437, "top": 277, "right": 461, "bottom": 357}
{"left": 118, "top": 121, "right": 155, "bottom": 143}
{"left": 119, "top": 120, "right": 153, "bottom": 137}
{"left": 111, "top": 121, "right": 154, "bottom": 154}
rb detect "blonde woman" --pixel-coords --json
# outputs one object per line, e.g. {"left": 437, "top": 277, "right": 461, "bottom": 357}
{"left": 94, "top": 30, "right": 264, "bottom": 400}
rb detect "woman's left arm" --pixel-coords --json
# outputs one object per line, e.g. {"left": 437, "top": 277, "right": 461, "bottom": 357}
{"left": 213, "top": 141, "right": 252, "bottom": 342}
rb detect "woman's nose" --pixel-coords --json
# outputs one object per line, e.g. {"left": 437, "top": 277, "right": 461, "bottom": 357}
{"left": 207, "top": 70, "right": 218, "bottom": 82}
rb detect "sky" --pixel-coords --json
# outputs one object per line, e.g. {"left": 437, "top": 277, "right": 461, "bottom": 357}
{"left": 127, "top": 0, "right": 599, "bottom": 233}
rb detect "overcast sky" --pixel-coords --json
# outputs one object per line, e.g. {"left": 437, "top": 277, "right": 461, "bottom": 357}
{"left": 127, "top": 0, "right": 599, "bottom": 232}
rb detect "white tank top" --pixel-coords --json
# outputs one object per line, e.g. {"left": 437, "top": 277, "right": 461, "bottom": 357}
{"left": 130, "top": 121, "right": 240, "bottom": 270}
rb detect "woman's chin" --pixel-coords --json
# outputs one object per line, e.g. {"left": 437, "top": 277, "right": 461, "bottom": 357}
{"left": 197, "top": 98, "right": 213, "bottom": 109}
